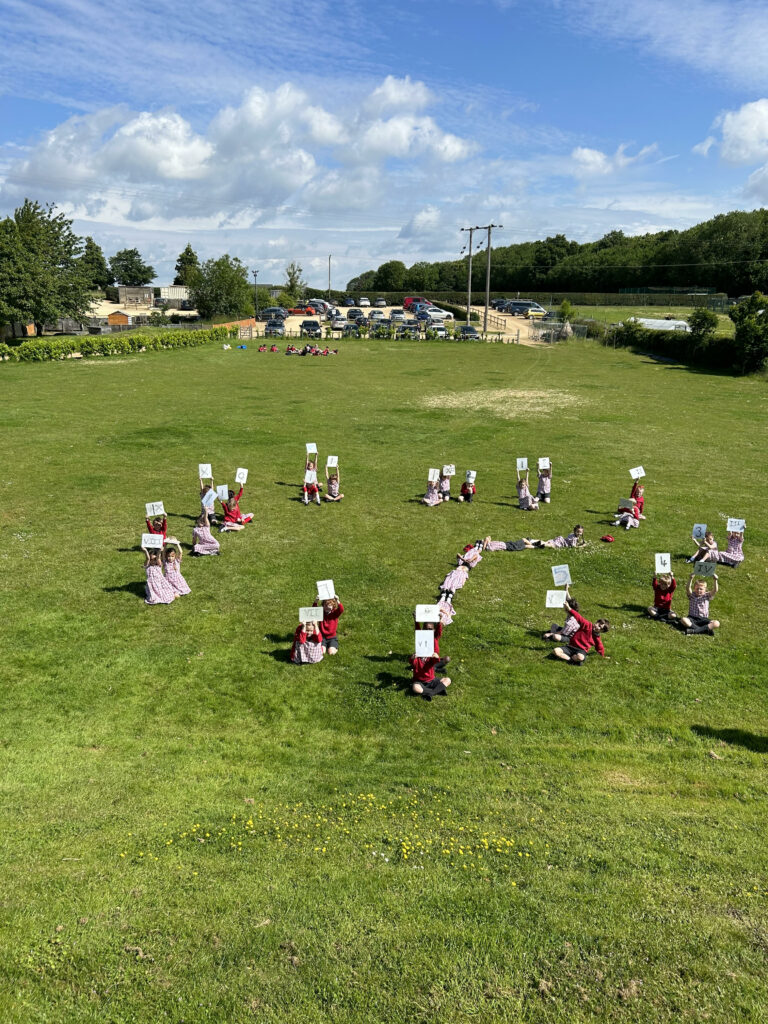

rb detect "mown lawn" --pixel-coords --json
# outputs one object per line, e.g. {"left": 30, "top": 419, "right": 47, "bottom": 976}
{"left": 1, "top": 338, "right": 767, "bottom": 1023}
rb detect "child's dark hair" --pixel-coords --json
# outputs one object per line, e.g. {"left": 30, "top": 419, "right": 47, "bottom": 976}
{"left": 595, "top": 619, "right": 610, "bottom": 632}
{"left": 573, "top": 524, "right": 583, "bottom": 532}
{"left": 568, "top": 600, "right": 580, "bottom": 613}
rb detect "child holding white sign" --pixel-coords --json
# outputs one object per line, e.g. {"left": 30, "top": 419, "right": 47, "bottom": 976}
{"left": 536, "top": 460, "right": 552, "bottom": 504}
{"left": 163, "top": 542, "right": 191, "bottom": 597}
{"left": 686, "top": 530, "right": 718, "bottom": 563}
{"left": 312, "top": 595, "right": 344, "bottom": 654}
{"left": 718, "top": 529, "right": 745, "bottom": 567}
{"left": 422, "top": 475, "right": 442, "bottom": 506}
{"left": 679, "top": 573, "right": 720, "bottom": 635}
{"left": 552, "top": 599, "right": 610, "bottom": 664}
{"left": 302, "top": 459, "right": 321, "bottom": 506}
{"left": 324, "top": 462, "right": 344, "bottom": 502}
{"left": 438, "top": 468, "right": 453, "bottom": 502}
{"left": 199, "top": 477, "right": 218, "bottom": 526}
{"left": 630, "top": 479, "right": 646, "bottom": 518}
{"left": 142, "top": 544, "right": 176, "bottom": 605}
{"left": 459, "top": 476, "right": 476, "bottom": 503}
{"left": 516, "top": 469, "right": 539, "bottom": 511}
{"left": 192, "top": 509, "right": 220, "bottom": 556}
{"left": 221, "top": 486, "right": 253, "bottom": 530}
{"left": 409, "top": 653, "right": 451, "bottom": 700}
{"left": 648, "top": 573, "right": 677, "bottom": 621}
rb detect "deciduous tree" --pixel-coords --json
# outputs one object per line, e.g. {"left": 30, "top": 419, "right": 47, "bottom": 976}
{"left": 109, "top": 247, "right": 155, "bottom": 286}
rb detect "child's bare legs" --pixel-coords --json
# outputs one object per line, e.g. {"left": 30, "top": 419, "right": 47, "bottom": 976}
{"left": 412, "top": 677, "right": 451, "bottom": 695}
{"left": 324, "top": 493, "right": 344, "bottom": 501}
{"left": 543, "top": 631, "right": 565, "bottom": 640}
{"left": 552, "top": 647, "right": 572, "bottom": 661}
{"left": 222, "top": 523, "right": 244, "bottom": 531}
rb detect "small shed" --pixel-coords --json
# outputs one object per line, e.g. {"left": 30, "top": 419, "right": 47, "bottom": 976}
{"left": 117, "top": 286, "right": 154, "bottom": 306}
{"left": 107, "top": 310, "right": 132, "bottom": 326}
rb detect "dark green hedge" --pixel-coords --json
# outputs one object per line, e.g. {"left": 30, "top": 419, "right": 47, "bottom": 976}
{"left": 606, "top": 322, "right": 737, "bottom": 372}
{"left": 0, "top": 327, "right": 234, "bottom": 364}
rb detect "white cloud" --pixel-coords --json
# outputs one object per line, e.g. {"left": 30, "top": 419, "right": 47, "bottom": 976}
{"left": 692, "top": 136, "right": 716, "bottom": 157}
{"left": 398, "top": 205, "right": 443, "bottom": 239}
{"left": 364, "top": 76, "right": 434, "bottom": 115}
{"left": 358, "top": 116, "right": 474, "bottom": 163}
{"left": 570, "top": 143, "right": 658, "bottom": 177}
{"left": 717, "top": 98, "right": 768, "bottom": 164}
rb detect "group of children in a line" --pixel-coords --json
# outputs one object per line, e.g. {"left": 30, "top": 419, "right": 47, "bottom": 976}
{"left": 422, "top": 468, "right": 476, "bottom": 505}
{"left": 141, "top": 538, "right": 192, "bottom": 605}
{"left": 284, "top": 345, "right": 339, "bottom": 356}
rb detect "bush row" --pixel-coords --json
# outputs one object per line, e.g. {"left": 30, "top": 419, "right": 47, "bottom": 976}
{"left": 606, "top": 322, "right": 737, "bottom": 371}
{"left": 0, "top": 326, "right": 234, "bottom": 364}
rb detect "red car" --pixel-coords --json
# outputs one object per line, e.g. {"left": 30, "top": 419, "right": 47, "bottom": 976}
{"left": 287, "top": 305, "right": 315, "bottom": 315}
{"left": 403, "top": 296, "right": 428, "bottom": 310}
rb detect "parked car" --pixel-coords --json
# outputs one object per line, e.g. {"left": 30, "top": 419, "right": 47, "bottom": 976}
{"left": 424, "top": 306, "right": 454, "bottom": 321}
{"left": 389, "top": 309, "right": 406, "bottom": 322}
{"left": 347, "top": 308, "right": 365, "bottom": 320}
{"left": 414, "top": 311, "right": 431, "bottom": 323}
{"left": 331, "top": 317, "right": 346, "bottom": 331}
{"left": 403, "top": 296, "right": 428, "bottom": 310}
{"left": 370, "top": 324, "right": 391, "bottom": 338}
{"left": 374, "top": 297, "right": 387, "bottom": 307}
{"left": 342, "top": 323, "right": 360, "bottom": 337}
{"left": 288, "top": 305, "right": 315, "bottom": 316}
{"left": 491, "top": 298, "right": 509, "bottom": 310}
{"left": 425, "top": 323, "right": 448, "bottom": 338}
{"left": 525, "top": 306, "right": 548, "bottom": 319}
{"left": 368, "top": 309, "right": 385, "bottom": 320}
{"left": 359, "top": 297, "right": 371, "bottom": 307}
{"left": 265, "top": 318, "right": 285, "bottom": 337}
{"left": 505, "top": 300, "right": 544, "bottom": 316}
{"left": 458, "top": 325, "right": 479, "bottom": 340}
{"left": 300, "top": 319, "right": 322, "bottom": 338}
{"left": 261, "top": 306, "right": 288, "bottom": 320}
{"left": 397, "top": 324, "right": 421, "bottom": 339}
{"left": 343, "top": 296, "right": 356, "bottom": 306}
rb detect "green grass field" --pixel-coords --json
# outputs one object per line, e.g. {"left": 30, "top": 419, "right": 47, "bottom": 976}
{"left": 2, "top": 339, "right": 767, "bottom": 1023}
{"left": 571, "top": 305, "right": 735, "bottom": 337}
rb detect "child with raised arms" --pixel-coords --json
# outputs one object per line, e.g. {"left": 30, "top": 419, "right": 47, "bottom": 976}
{"left": 686, "top": 529, "right": 718, "bottom": 563}
{"left": 647, "top": 573, "right": 677, "bottom": 621}
{"left": 192, "top": 509, "right": 220, "bottom": 556}
{"left": 200, "top": 478, "right": 218, "bottom": 526}
{"left": 438, "top": 470, "right": 452, "bottom": 503}
{"left": 302, "top": 458, "right": 321, "bottom": 506}
{"left": 313, "top": 595, "right": 344, "bottom": 655}
{"left": 679, "top": 573, "right": 720, "bottom": 635}
{"left": 221, "top": 485, "right": 253, "bottom": 530}
{"left": 409, "top": 652, "right": 451, "bottom": 700}
{"left": 422, "top": 479, "right": 442, "bottom": 506}
{"left": 536, "top": 461, "right": 552, "bottom": 504}
{"left": 516, "top": 468, "right": 539, "bottom": 511}
{"left": 324, "top": 465, "right": 344, "bottom": 502}
{"left": 163, "top": 542, "right": 191, "bottom": 597}
{"left": 142, "top": 544, "right": 176, "bottom": 605}
{"left": 718, "top": 529, "right": 745, "bottom": 567}
{"left": 290, "top": 620, "right": 324, "bottom": 664}
{"left": 630, "top": 479, "right": 646, "bottom": 518}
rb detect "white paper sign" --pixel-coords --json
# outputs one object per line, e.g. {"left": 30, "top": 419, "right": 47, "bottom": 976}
{"left": 415, "top": 604, "right": 441, "bottom": 623}
{"left": 304, "top": 470, "right": 317, "bottom": 485}
{"left": 538, "top": 457, "right": 551, "bottom": 471}
{"left": 299, "top": 606, "right": 325, "bottom": 622}
{"left": 198, "top": 463, "right": 212, "bottom": 479}
{"left": 141, "top": 533, "right": 163, "bottom": 549}
{"left": 216, "top": 484, "right": 229, "bottom": 501}
{"left": 326, "top": 455, "right": 339, "bottom": 468}
{"left": 235, "top": 467, "right": 248, "bottom": 484}
{"left": 466, "top": 470, "right": 476, "bottom": 483}
{"left": 145, "top": 501, "right": 165, "bottom": 518}
{"left": 629, "top": 466, "right": 645, "bottom": 479}
{"left": 546, "top": 590, "right": 568, "bottom": 609}
{"left": 727, "top": 518, "right": 746, "bottom": 533}
{"left": 551, "top": 564, "right": 571, "bottom": 587}
{"left": 316, "top": 579, "right": 335, "bottom": 601}
{"left": 306, "top": 443, "right": 318, "bottom": 455}
{"left": 428, "top": 468, "right": 440, "bottom": 483}
{"left": 655, "top": 552, "right": 671, "bottom": 574}
{"left": 618, "top": 498, "right": 635, "bottom": 511}
{"left": 696, "top": 561, "right": 717, "bottom": 577}
{"left": 516, "top": 457, "right": 528, "bottom": 472}
{"left": 692, "top": 523, "right": 707, "bottom": 541}
{"left": 442, "top": 464, "right": 456, "bottom": 476}
{"left": 415, "top": 630, "right": 435, "bottom": 657}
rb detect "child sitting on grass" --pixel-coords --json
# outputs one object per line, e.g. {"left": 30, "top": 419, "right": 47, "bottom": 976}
{"left": 647, "top": 573, "right": 676, "bottom": 621}
{"left": 142, "top": 545, "right": 176, "bottom": 605}
{"left": 687, "top": 530, "right": 718, "bottom": 563}
{"left": 679, "top": 573, "right": 720, "bottom": 635}
{"left": 516, "top": 468, "right": 539, "bottom": 511}
{"left": 290, "top": 621, "right": 324, "bottom": 663}
{"left": 552, "top": 598, "right": 610, "bottom": 665}
{"left": 409, "top": 652, "right": 451, "bottom": 700}
{"left": 718, "top": 529, "right": 745, "bottom": 567}
{"left": 192, "top": 509, "right": 220, "bottom": 556}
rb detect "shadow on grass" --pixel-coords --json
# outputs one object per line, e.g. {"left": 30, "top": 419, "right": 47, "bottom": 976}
{"left": 374, "top": 671, "right": 410, "bottom": 691}
{"left": 691, "top": 725, "right": 768, "bottom": 753}
{"left": 263, "top": 647, "right": 293, "bottom": 663}
{"left": 104, "top": 581, "right": 146, "bottom": 598}
{"left": 619, "top": 603, "right": 650, "bottom": 613}
{"left": 265, "top": 632, "right": 294, "bottom": 643}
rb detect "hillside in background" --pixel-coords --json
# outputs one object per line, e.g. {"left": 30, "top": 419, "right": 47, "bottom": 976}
{"left": 347, "top": 209, "right": 768, "bottom": 297}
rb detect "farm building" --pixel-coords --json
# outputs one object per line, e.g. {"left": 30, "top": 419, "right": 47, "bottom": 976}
{"left": 107, "top": 310, "right": 132, "bottom": 326}
{"left": 117, "top": 286, "right": 154, "bottom": 306}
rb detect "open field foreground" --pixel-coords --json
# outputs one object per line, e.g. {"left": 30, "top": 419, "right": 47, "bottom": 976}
{"left": 2, "top": 339, "right": 768, "bottom": 1023}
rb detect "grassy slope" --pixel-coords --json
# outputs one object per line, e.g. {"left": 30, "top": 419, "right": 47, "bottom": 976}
{"left": 1, "top": 340, "right": 767, "bottom": 1023}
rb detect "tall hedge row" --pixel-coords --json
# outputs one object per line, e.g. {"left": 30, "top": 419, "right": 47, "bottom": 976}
{"left": 0, "top": 327, "right": 235, "bottom": 364}
{"left": 606, "top": 322, "right": 737, "bottom": 372}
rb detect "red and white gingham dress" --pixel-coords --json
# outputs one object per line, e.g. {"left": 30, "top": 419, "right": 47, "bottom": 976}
{"left": 291, "top": 630, "right": 324, "bottom": 664}
{"left": 517, "top": 479, "right": 536, "bottom": 510}
{"left": 461, "top": 547, "right": 483, "bottom": 568}
{"left": 437, "top": 597, "right": 456, "bottom": 624}
{"left": 327, "top": 478, "right": 340, "bottom": 498}
{"left": 423, "top": 486, "right": 441, "bottom": 506}
{"left": 441, "top": 566, "right": 469, "bottom": 592}
{"left": 537, "top": 472, "right": 551, "bottom": 496}
{"left": 718, "top": 535, "right": 744, "bottom": 566}
{"left": 485, "top": 539, "right": 508, "bottom": 551}
{"left": 145, "top": 564, "right": 176, "bottom": 605}
{"left": 165, "top": 559, "right": 191, "bottom": 596}
{"left": 193, "top": 525, "right": 220, "bottom": 555}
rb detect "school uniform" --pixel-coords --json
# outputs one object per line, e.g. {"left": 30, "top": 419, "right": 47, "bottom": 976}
{"left": 517, "top": 479, "right": 537, "bottom": 510}
{"left": 290, "top": 626, "right": 324, "bottom": 664}
{"left": 537, "top": 472, "right": 551, "bottom": 501}
{"left": 460, "top": 482, "right": 476, "bottom": 503}
{"left": 560, "top": 609, "right": 606, "bottom": 662}
{"left": 652, "top": 576, "right": 676, "bottom": 619}
{"left": 439, "top": 476, "right": 451, "bottom": 501}
{"left": 685, "top": 591, "right": 716, "bottom": 634}
{"left": 314, "top": 601, "right": 344, "bottom": 651}
{"left": 718, "top": 535, "right": 744, "bottom": 566}
{"left": 409, "top": 654, "right": 450, "bottom": 699}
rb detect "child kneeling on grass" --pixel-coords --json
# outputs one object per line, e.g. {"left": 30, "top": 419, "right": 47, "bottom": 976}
{"left": 552, "top": 598, "right": 609, "bottom": 665}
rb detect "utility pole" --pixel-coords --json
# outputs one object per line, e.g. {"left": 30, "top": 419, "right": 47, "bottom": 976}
{"left": 460, "top": 226, "right": 478, "bottom": 324}
{"left": 480, "top": 223, "right": 502, "bottom": 332}
{"left": 328, "top": 255, "right": 332, "bottom": 305}
{"left": 252, "top": 269, "right": 259, "bottom": 319}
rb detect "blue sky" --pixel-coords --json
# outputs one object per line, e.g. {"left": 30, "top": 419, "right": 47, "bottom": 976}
{"left": 1, "top": 0, "right": 768, "bottom": 286}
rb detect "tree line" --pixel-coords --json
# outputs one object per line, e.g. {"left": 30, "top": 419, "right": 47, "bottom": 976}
{"left": 0, "top": 199, "right": 310, "bottom": 332}
{"left": 346, "top": 209, "right": 768, "bottom": 297}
